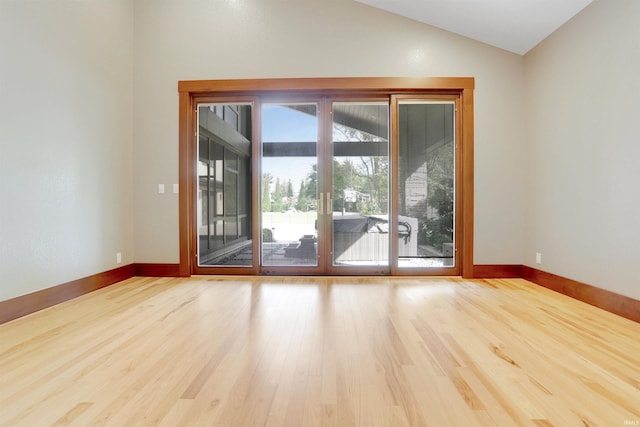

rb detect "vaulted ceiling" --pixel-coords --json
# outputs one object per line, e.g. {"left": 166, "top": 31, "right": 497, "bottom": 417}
{"left": 354, "top": 0, "right": 594, "bottom": 55}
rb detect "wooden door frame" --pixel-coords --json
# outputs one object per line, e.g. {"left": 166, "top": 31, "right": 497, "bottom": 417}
{"left": 178, "top": 77, "right": 475, "bottom": 278}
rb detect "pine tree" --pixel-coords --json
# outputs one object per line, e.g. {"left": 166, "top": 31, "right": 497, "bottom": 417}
{"left": 287, "top": 180, "right": 294, "bottom": 198}
{"left": 296, "top": 180, "right": 307, "bottom": 211}
{"left": 262, "top": 173, "right": 272, "bottom": 212}
{"left": 273, "top": 178, "right": 283, "bottom": 212}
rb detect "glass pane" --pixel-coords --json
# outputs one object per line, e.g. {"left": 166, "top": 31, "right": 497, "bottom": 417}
{"left": 224, "top": 170, "right": 237, "bottom": 241}
{"left": 197, "top": 103, "right": 253, "bottom": 266}
{"left": 261, "top": 103, "right": 318, "bottom": 266}
{"left": 332, "top": 102, "right": 389, "bottom": 267}
{"left": 224, "top": 147, "right": 238, "bottom": 171}
{"left": 398, "top": 102, "right": 455, "bottom": 268}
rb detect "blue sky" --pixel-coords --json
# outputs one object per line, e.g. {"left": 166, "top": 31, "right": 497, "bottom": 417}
{"left": 262, "top": 104, "right": 317, "bottom": 192}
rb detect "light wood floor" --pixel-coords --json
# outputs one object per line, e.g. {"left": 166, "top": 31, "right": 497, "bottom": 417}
{"left": 1, "top": 276, "right": 638, "bottom": 426}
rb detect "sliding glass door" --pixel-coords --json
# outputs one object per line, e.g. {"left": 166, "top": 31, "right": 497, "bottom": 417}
{"left": 257, "top": 100, "right": 392, "bottom": 275}
{"left": 329, "top": 101, "right": 390, "bottom": 274}
{"left": 260, "top": 102, "right": 322, "bottom": 272}
{"left": 191, "top": 88, "right": 464, "bottom": 276}
{"left": 394, "top": 97, "right": 459, "bottom": 274}
{"left": 196, "top": 103, "right": 254, "bottom": 269}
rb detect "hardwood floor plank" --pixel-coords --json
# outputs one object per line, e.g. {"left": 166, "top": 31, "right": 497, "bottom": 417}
{"left": 49, "top": 402, "right": 93, "bottom": 427}
{"left": 1, "top": 276, "right": 639, "bottom": 426}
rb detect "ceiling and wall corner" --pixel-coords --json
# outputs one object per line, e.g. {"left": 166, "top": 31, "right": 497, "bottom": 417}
{"left": 354, "top": 0, "right": 594, "bottom": 55}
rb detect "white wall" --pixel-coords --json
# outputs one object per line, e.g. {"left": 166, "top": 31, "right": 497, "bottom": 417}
{"left": 132, "top": 0, "right": 527, "bottom": 266}
{"left": 0, "top": 0, "right": 134, "bottom": 300}
{"left": 524, "top": 0, "right": 640, "bottom": 299}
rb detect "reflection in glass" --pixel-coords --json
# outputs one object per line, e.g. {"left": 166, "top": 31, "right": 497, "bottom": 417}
{"left": 398, "top": 102, "right": 455, "bottom": 268}
{"left": 197, "top": 104, "right": 253, "bottom": 266}
{"left": 331, "top": 102, "right": 389, "bottom": 266}
{"left": 261, "top": 104, "right": 319, "bottom": 267}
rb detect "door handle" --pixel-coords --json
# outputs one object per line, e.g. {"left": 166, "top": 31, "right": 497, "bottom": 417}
{"left": 318, "top": 192, "right": 324, "bottom": 216}
{"left": 327, "top": 192, "right": 332, "bottom": 216}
